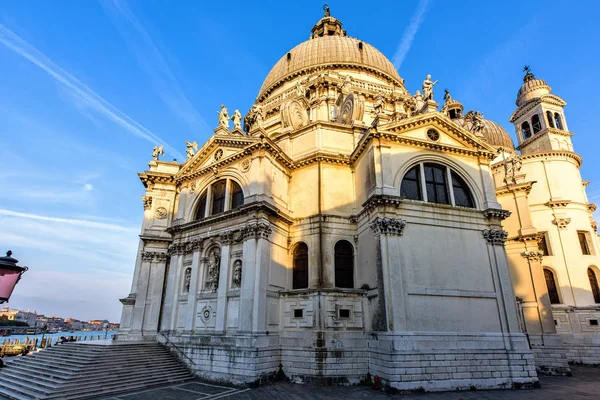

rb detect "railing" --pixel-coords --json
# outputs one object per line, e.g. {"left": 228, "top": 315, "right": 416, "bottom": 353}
{"left": 157, "top": 331, "right": 197, "bottom": 368}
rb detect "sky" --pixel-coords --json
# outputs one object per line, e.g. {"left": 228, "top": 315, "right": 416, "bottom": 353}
{"left": 1, "top": 0, "right": 599, "bottom": 322}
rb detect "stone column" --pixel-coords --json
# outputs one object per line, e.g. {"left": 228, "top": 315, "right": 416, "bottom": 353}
{"left": 240, "top": 231, "right": 257, "bottom": 332}
{"left": 142, "top": 252, "right": 168, "bottom": 335}
{"left": 160, "top": 247, "right": 183, "bottom": 332}
{"left": 215, "top": 233, "right": 232, "bottom": 332}
{"left": 186, "top": 246, "right": 202, "bottom": 332}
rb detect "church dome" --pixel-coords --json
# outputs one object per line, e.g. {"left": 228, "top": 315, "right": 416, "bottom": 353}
{"left": 481, "top": 119, "right": 514, "bottom": 149}
{"left": 258, "top": 14, "right": 403, "bottom": 100}
{"left": 516, "top": 70, "right": 550, "bottom": 106}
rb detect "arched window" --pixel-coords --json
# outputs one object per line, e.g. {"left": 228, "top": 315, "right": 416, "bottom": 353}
{"left": 194, "top": 179, "right": 244, "bottom": 220}
{"left": 195, "top": 191, "right": 207, "bottom": 220}
{"left": 400, "top": 163, "right": 475, "bottom": 208}
{"left": 531, "top": 114, "right": 542, "bottom": 134}
{"left": 554, "top": 113, "right": 563, "bottom": 130}
{"left": 521, "top": 121, "right": 532, "bottom": 139}
{"left": 546, "top": 111, "right": 555, "bottom": 128}
{"left": 544, "top": 269, "right": 561, "bottom": 304}
{"left": 334, "top": 240, "right": 354, "bottom": 288}
{"left": 293, "top": 243, "right": 309, "bottom": 289}
{"left": 588, "top": 268, "right": 600, "bottom": 304}
{"left": 230, "top": 181, "right": 244, "bottom": 209}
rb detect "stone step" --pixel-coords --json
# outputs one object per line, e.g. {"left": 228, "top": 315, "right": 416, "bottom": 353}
{"left": 0, "top": 368, "right": 192, "bottom": 397}
{"left": 0, "top": 363, "right": 189, "bottom": 390}
{"left": 0, "top": 341, "right": 194, "bottom": 400}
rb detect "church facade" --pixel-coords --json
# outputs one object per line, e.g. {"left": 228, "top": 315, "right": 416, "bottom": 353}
{"left": 117, "top": 9, "right": 600, "bottom": 391}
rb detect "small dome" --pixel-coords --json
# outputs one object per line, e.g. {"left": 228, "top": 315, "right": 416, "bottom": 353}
{"left": 516, "top": 71, "right": 550, "bottom": 106}
{"left": 481, "top": 119, "right": 514, "bottom": 149}
{"left": 258, "top": 15, "right": 403, "bottom": 99}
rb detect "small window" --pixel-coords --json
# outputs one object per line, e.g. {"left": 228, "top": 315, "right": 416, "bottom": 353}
{"left": 293, "top": 309, "right": 303, "bottom": 318}
{"left": 590, "top": 319, "right": 599, "bottom": 326}
{"left": 554, "top": 113, "right": 563, "bottom": 130}
{"left": 544, "top": 269, "right": 561, "bottom": 304}
{"left": 449, "top": 109, "right": 459, "bottom": 119}
{"left": 293, "top": 243, "right": 309, "bottom": 289}
{"left": 427, "top": 129, "right": 440, "bottom": 141}
{"left": 195, "top": 191, "right": 207, "bottom": 220}
{"left": 334, "top": 240, "right": 354, "bottom": 289}
{"left": 287, "top": 52, "right": 291, "bottom": 61}
{"left": 424, "top": 163, "right": 449, "bottom": 205}
{"left": 588, "top": 268, "right": 600, "bottom": 304}
{"left": 400, "top": 165, "right": 422, "bottom": 200}
{"left": 521, "top": 121, "right": 532, "bottom": 139}
{"left": 358, "top": 42, "right": 363, "bottom": 50}
{"left": 578, "top": 232, "right": 591, "bottom": 255}
{"left": 546, "top": 111, "right": 555, "bottom": 128}
{"left": 538, "top": 233, "right": 551, "bottom": 256}
{"left": 230, "top": 181, "right": 244, "bottom": 209}
{"left": 338, "top": 309, "right": 351, "bottom": 319}
{"left": 531, "top": 114, "right": 542, "bottom": 134}
{"left": 210, "top": 180, "right": 226, "bottom": 215}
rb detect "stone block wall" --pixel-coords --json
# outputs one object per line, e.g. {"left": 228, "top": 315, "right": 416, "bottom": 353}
{"left": 527, "top": 334, "right": 570, "bottom": 374}
{"left": 368, "top": 332, "right": 538, "bottom": 391}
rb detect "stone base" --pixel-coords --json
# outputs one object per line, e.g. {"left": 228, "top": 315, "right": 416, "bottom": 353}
{"left": 156, "top": 330, "right": 539, "bottom": 391}
{"left": 527, "top": 334, "right": 571, "bottom": 374}
{"left": 368, "top": 332, "right": 538, "bottom": 391}
{"left": 560, "top": 333, "right": 600, "bottom": 365}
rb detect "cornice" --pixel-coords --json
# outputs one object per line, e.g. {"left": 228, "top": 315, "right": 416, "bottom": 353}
{"left": 167, "top": 201, "right": 293, "bottom": 234}
{"left": 510, "top": 94, "right": 566, "bottom": 122}
{"left": 138, "top": 171, "right": 176, "bottom": 188}
{"left": 515, "top": 128, "right": 573, "bottom": 151}
{"left": 546, "top": 200, "right": 571, "bottom": 208}
{"left": 495, "top": 182, "right": 535, "bottom": 196}
{"left": 520, "top": 150, "right": 582, "bottom": 167}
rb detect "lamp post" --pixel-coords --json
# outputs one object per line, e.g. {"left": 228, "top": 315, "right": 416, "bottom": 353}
{"left": 0, "top": 251, "right": 28, "bottom": 304}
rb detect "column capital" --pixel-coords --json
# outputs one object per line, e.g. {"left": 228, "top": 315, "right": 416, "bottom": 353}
{"left": 370, "top": 217, "right": 406, "bottom": 236}
{"left": 482, "top": 229, "right": 508, "bottom": 245}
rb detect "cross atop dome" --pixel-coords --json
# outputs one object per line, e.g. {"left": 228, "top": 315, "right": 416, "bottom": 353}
{"left": 523, "top": 65, "right": 535, "bottom": 82}
{"left": 310, "top": 4, "right": 346, "bottom": 38}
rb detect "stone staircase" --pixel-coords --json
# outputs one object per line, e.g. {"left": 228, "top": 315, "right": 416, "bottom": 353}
{"left": 0, "top": 341, "right": 194, "bottom": 400}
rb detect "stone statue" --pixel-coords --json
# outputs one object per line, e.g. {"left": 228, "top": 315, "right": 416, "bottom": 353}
{"left": 185, "top": 140, "right": 198, "bottom": 159}
{"left": 206, "top": 248, "right": 221, "bottom": 290}
{"left": 232, "top": 260, "right": 242, "bottom": 288}
{"left": 422, "top": 74, "right": 438, "bottom": 101}
{"left": 324, "top": 4, "right": 330, "bottom": 17}
{"left": 413, "top": 90, "right": 424, "bottom": 111}
{"left": 218, "top": 105, "right": 230, "bottom": 129}
{"left": 183, "top": 268, "right": 191, "bottom": 292}
{"left": 373, "top": 92, "right": 385, "bottom": 115}
{"left": 152, "top": 145, "right": 164, "bottom": 161}
{"left": 244, "top": 104, "right": 264, "bottom": 133}
{"left": 504, "top": 156, "right": 522, "bottom": 185}
{"left": 444, "top": 89, "right": 451, "bottom": 102}
{"left": 472, "top": 111, "right": 485, "bottom": 133}
{"left": 231, "top": 109, "right": 243, "bottom": 130}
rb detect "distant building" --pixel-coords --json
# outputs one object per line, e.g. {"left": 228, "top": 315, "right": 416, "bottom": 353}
{"left": 0, "top": 307, "right": 38, "bottom": 326}
{"left": 107, "top": 322, "right": 120, "bottom": 330}
{"left": 88, "top": 319, "right": 109, "bottom": 330}
{"left": 46, "top": 317, "right": 65, "bottom": 331}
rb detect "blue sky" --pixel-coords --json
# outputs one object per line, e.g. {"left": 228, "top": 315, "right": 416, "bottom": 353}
{"left": 1, "top": 0, "right": 599, "bottom": 322}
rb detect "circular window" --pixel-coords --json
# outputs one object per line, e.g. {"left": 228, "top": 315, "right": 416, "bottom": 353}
{"left": 427, "top": 129, "right": 440, "bottom": 141}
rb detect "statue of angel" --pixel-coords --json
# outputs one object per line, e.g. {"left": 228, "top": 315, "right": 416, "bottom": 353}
{"left": 152, "top": 145, "right": 164, "bottom": 161}
{"left": 185, "top": 140, "right": 198, "bottom": 159}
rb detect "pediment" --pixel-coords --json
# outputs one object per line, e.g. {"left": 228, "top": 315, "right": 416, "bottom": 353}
{"left": 379, "top": 113, "right": 496, "bottom": 154}
{"left": 175, "top": 135, "right": 258, "bottom": 180}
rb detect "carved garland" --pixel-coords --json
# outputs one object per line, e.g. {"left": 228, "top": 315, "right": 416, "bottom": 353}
{"left": 370, "top": 217, "right": 406, "bottom": 236}
{"left": 141, "top": 251, "right": 168, "bottom": 262}
{"left": 482, "top": 229, "right": 508, "bottom": 245}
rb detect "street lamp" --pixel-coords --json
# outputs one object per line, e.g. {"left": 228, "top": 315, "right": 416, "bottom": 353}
{"left": 0, "top": 251, "right": 28, "bottom": 303}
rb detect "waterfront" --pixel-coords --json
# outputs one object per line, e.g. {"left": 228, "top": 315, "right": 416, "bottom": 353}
{"left": 3, "top": 330, "right": 118, "bottom": 344}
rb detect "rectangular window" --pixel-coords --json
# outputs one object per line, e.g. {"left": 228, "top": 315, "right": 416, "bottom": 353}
{"left": 590, "top": 319, "right": 598, "bottom": 326}
{"left": 338, "top": 309, "right": 351, "bottom": 319}
{"left": 578, "top": 231, "right": 591, "bottom": 255}
{"left": 293, "top": 309, "right": 304, "bottom": 319}
{"left": 211, "top": 181, "right": 226, "bottom": 215}
{"left": 538, "top": 232, "right": 551, "bottom": 256}
{"left": 424, "top": 163, "right": 449, "bottom": 205}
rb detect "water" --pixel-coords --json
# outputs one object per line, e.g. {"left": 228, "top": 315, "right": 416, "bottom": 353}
{"left": 2, "top": 330, "right": 119, "bottom": 344}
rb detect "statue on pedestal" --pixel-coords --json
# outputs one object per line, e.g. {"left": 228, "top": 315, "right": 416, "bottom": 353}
{"left": 152, "top": 145, "right": 164, "bottom": 161}
{"left": 231, "top": 109, "right": 243, "bottom": 130}
{"left": 422, "top": 74, "right": 438, "bottom": 101}
{"left": 218, "top": 105, "right": 230, "bottom": 129}
{"left": 185, "top": 140, "right": 198, "bottom": 159}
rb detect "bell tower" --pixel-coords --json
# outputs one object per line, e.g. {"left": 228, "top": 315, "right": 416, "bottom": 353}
{"left": 509, "top": 67, "right": 572, "bottom": 154}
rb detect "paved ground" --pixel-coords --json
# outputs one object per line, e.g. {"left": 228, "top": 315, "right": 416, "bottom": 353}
{"left": 93, "top": 365, "right": 600, "bottom": 400}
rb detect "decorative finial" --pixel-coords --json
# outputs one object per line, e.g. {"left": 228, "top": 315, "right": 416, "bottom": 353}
{"left": 444, "top": 89, "right": 451, "bottom": 102}
{"left": 523, "top": 65, "right": 531, "bottom": 73}
{"left": 6, "top": 250, "right": 12, "bottom": 257}
{"left": 323, "top": 4, "right": 330, "bottom": 17}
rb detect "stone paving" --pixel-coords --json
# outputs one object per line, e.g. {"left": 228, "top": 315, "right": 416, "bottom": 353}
{"left": 90, "top": 365, "right": 598, "bottom": 400}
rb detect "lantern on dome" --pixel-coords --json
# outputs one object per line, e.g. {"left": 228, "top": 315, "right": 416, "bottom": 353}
{"left": 0, "top": 251, "right": 28, "bottom": 303}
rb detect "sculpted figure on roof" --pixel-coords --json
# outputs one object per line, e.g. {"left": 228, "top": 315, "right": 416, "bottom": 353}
{"left": 231, "top": 109, "right": 243, "bottom": 130}
{"left": 218, "top": 105, "right": 230, "bottom": 129}
{"left": 422, "top": 74, "right": 438, "bottom": 101}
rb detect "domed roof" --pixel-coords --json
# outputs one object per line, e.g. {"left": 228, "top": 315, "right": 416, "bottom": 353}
{"left": 516, "top": 70, "right": 550, "bottom": 106}
{"left": 258, "top": 15, "right": 402, "bottom": 99}
{"left": 481, "top": 119, "right": 514, "bottom": 149}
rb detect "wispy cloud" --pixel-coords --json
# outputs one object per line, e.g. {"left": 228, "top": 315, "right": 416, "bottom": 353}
{"left": 392, "top": 0, "right": 430, "bottom": 69}
{"left": 0, "top": 23, "right": 183, "bottom": 159}
{"left": 101, "top": 0, "right": 210, "bottom": 134}
{"left": 0, "top": 209, "right": 137, "bottom": 232}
